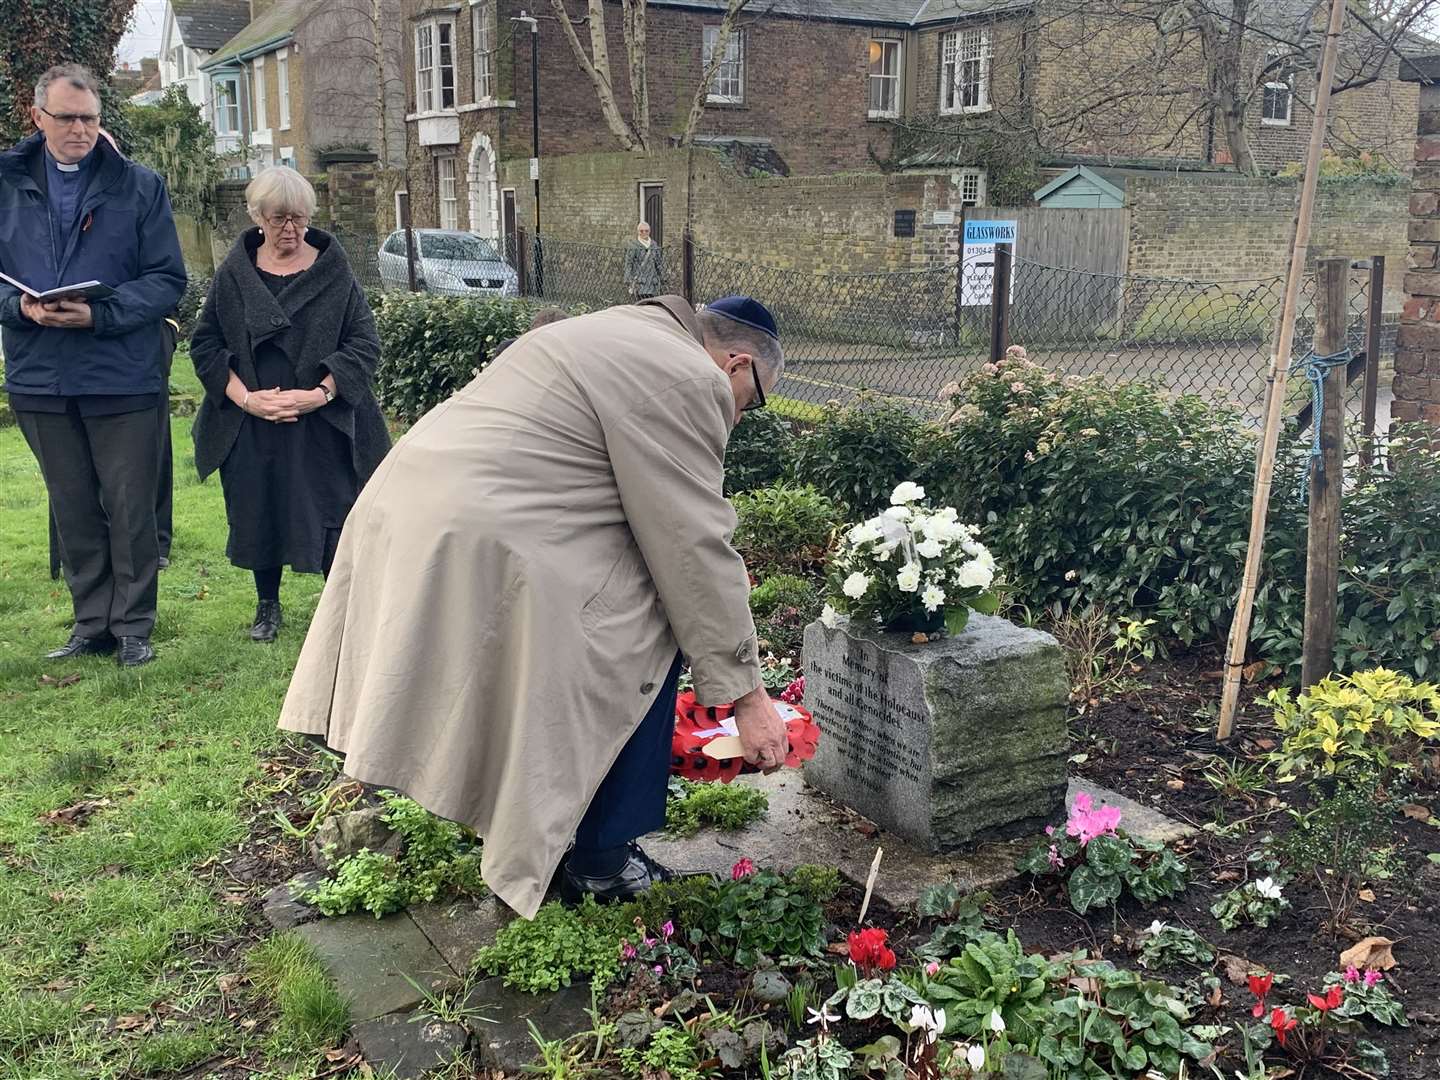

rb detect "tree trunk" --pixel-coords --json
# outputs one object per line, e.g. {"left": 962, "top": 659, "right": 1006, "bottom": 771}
{"left": 548, "top": 0, "right": 644, "bottom": 151}
{"left": 373, "top": 0, "right": 389, "bottom": 166}
{"left": 622, "top": 0, "right": 650, "bottom": 141}
{"left": 679, "top": 0, "right": 750, "bottom": 146}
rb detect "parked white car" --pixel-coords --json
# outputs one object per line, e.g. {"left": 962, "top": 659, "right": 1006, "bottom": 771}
{"left": 378, "top": 229, "right": 519, "bottom": 297}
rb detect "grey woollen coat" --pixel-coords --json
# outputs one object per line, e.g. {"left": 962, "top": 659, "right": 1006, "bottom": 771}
{"left": 189, "top": 228, "right": 390, "bottom": 483}
{"left": 278, "top": 298, "right": 764, "bottom": 918}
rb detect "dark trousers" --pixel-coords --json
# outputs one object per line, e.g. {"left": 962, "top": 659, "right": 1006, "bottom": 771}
{"left": 574, "top": 654, "right": 684, "bottom": 852}
{"left": 18, "top": 404, "right": 162, "bottom": 639}
{"left": 48, "top": 389, "right": 171, "bottom": 576}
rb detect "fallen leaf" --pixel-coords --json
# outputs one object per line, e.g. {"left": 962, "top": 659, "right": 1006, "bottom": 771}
{"left": 1243, "top": 661, "right": 1268, "bottom": 683}
{"left": 911, "top": 632, "right": 929, "bottom": 645}
{"left": 113, "top": 1013, "right": 154, "bottom": 1033}
{"left": 824, "top": 942, "right": 850, "bottom": 956}
{"left": 1340, "top": 937, "right": 1396, "bottom": 972}
{"left": 1402, "top": 803, "right": 1432, "bottom": 823}
{"left": 38, "top": 799, "right": 110, "bottom": 827}
{"left": 1166, "top": 779, "right": 1185, "bottom": 791}
{"left": 47, "top": 891, "right": 65, "bottom": 903}
{"left": 1214, "top": 869, "right": 1241, "bottom": 883}
{"left": 1254, "top": 737, "right": 1277, "bottom": 751}
{"left": 217, "top": 973, "right": 243, "bottom": 994}
{"left": 1359, "top": 889, "right": 1377, "bottom": 903}
{"left": 1221, "top": 954, "right": 1257, "bottom": 986}
{"left": 1208, "top": 983, "right": 1224, "bottom": 1008}
{"left": 37, "top": 672, "right": 82, "bottom": 688}
{"left": 40, "top": 978, "right": 74, "bottom": 992}
{"left": 853, "top": 821, "right": 879, "bottom": 838}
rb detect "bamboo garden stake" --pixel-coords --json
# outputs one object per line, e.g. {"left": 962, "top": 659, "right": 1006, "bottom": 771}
{"left": 1217, "top": 0, "right": 1350, "bottom": 741}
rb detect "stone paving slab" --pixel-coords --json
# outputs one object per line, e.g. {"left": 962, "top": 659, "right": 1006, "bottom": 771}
{"left": 463, "top": 977, "right": 596, "bottom": 1073}
{"left": 350, "top": 1013, "right": 469, "bottom": 1080}
{"left": 296, "top": 912, "right": 459, "bottom": 1021}
{"left": 1067, "top": 779, "right": 1196, "bottom": 844}
{"left": 409, "top": 895, "right": 516, "bottom": 974}
{"left": 642, "top": 772, "right": 1191, "bottom": 912}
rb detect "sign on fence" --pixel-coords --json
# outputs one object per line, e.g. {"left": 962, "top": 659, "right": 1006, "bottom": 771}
{"left": 960, "top": 219, "right": 1018, "bottom": 306}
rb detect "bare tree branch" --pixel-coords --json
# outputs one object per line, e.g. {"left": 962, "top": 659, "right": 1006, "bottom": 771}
{"left": 679, "top": 0, "right": 752, "bottom": 147}
{"left": 547, "top": 0, "right": 644, "bottom": 150}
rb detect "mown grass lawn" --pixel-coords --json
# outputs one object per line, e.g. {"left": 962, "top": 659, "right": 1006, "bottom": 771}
{"left": 0, "top": 362, "right": 344, "bottom": 1078}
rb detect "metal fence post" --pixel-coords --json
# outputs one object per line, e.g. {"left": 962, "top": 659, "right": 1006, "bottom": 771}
{"left": 682, "top": 230, "right": 695, "bottom": 305}
{"left": 1360, "top": 255, "right": 1385, "bottom": 468}
{"left": 516, "top": 225, "right": 530, "bottom": 297}
{"left": 400, "top": 193, "right": 419, "bottom": 293}
{"left": 1301, "top": 257, "right": 1349, "bottom": 689}
{"left": 988, "top": 242, "right": 1013, "bottom": 363}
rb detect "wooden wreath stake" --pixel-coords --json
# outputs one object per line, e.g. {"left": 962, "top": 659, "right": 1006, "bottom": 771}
{"left": 858, "top": 847, "right": 883, "bottom": 926}
{"left": 1217, "top": 0, "right": 1349, "bottom": 741}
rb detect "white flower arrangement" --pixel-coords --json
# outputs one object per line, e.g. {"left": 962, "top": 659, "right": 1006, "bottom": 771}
{"left": 823, "top": 482, "right": 1000, "bottom": 636}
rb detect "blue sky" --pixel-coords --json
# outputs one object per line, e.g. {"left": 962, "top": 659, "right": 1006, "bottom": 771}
{"left": 118, "top": 0, "right": 166, "bottom": 64}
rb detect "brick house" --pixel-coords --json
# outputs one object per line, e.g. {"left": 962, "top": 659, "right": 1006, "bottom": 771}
{"left": 199, "top": 0, "right": 406, "bottom": 177}
{"left": 396, "top": 0, "right": 1423, "bottom": 251}
{"left": 157, "top": 0, "right": 252, "bottom": 140}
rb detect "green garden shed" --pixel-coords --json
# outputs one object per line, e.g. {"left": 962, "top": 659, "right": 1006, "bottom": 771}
{"left": 1032, "top": 166, "right": 1128, "bottom": 209}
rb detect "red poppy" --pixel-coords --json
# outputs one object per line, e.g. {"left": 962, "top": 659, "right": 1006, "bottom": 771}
{"left": 1248, "top": 972, "right": 1274, "bottom": 1018}
{"left": 1270, "top": 1007, "right": 1298, "bottom": 1047}
{"left": 1307, "top": 985, "right": 1344, "bottom": 1012}
{"left": 847, "top": 928, "right": 897, "bottom": 974}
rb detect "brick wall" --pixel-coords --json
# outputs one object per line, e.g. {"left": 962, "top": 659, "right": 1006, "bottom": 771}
{"left": 1128, "top": 175, "right": 1409, "bottom": 306}
{"left": 1397, "top": 80, "right": 1440, "bottom": 427}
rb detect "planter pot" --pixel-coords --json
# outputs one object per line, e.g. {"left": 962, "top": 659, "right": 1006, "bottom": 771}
{"left": 883, "top": 607, "right": 946, "bottom": 637}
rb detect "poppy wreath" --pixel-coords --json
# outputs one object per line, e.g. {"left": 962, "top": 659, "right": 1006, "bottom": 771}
{"left": 670, "top": 691, "right": 821, "bottom": 783}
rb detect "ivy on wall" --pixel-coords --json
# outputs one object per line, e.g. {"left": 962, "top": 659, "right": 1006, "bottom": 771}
{"left": 0, "top": 0, "right": 136, "bottom": 147}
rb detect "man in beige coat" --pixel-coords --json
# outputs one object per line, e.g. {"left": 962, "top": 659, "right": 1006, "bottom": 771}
{"left": 279, "top": 294, "right": 789, "bottom": 918}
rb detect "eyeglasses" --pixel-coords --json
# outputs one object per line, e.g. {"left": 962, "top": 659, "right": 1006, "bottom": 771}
{"left": 739, "top": 356, "right": 767, "bottom": 413}
{"left": 264, "top": 213, "right": 309, "bottom": 229}
{"left": 39, "top": 107, "right": 100, "bottom": 129}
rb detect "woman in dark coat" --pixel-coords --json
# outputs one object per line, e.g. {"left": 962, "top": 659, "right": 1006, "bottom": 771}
{"left": 190, "top": 166, "right": 389, "bottom": 642}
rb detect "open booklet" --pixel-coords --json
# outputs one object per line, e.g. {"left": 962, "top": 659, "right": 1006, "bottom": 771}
{"left": 0, "top": 271, "right": 115, "bottom": 303}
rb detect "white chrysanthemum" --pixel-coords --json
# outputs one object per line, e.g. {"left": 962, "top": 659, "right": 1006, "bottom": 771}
{"left": 882, "top": 505, "right": 911, "bottom": 522}
{"left": 896, "top": 563, "right": 921, "bottom": 593}
{"left": 842, "top": 572, "right": 871, "bottom": 599}
{"left": 819, "top": 604, "right": 839, "bottom": 629}
{"left": 890, "top": 481, "right": 925, "bottom": 505}
{"left": 873, "top": 545, "right": 892, "bottom": 562}
{"left": 955, "top": 559, "right": 994, "bottom": 590}
{"left": 848, "top": 520, "right": 884, "bottom": 545}
{"left": 915, "top": 538, "right": 943, "bottom": 559}
{"left": 922, "top": 584, "right": 946, "bottom": 612}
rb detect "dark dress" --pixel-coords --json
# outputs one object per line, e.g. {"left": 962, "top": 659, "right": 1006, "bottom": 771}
{"left": 218, "top": 265, "right": 358, "bottom": 573}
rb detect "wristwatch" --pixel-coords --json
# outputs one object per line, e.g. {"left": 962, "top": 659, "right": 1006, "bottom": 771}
{"left": 320, "top": 385, "right": 335, "bottom": 404}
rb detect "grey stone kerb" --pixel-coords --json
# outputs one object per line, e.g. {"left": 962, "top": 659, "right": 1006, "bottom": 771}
{"left": 802, "top": 613, "right": 1070, "bottom": 852}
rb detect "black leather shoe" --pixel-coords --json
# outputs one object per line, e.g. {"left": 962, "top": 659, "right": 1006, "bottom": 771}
{"left": 560, "top": 843, "right": 676, "bottom": 905}
{"left": 250, "top": 600, "right": 282, "bottom": 642}
{"left": 117, "top": 636, "right": 155, "bottom": 667}
{"left": 46, "top": 633, "right": 116, "bottom": 660}
{"left": 158, "top": 555, "right": 170, "bottom": 570}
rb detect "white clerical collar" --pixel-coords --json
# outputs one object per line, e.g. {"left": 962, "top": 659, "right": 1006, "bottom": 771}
{"left": 55, "top": 160, "right": 80, "bottom": 173}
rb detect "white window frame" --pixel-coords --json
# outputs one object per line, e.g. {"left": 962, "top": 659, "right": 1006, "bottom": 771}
{"left": 940, "top": 28, "right": 991, "bottom": 115}
{"left": 1261, "top": 49, "right": 1293, "bottom": 127}
{"left": 213, "top": 75, "right": 241, "bottom": 134}
{"left": 437, "top": 155, "right": 458, "bottom": 229}
{"left": 252, "top": 55, "right": 267, "bottom": 130}
{"left": 868, "top": 38, "right": 901, "bottom": 119}
{"left": 958, "top": 168, "right": 986, "bottom": 207}
{"left": 415, "top": 17, "right": 457, "bottom": 112}
{"left": 173, "top": 46, "right": 189, "bottom": 79}
{"left": 703, "top": 26, "right": 745, "bottom": 105}
{"left": 471, "top": 0, "right": 495, "bottom": 103}
{"left": 277, "top": 48, "right": 291, "bottom": 129}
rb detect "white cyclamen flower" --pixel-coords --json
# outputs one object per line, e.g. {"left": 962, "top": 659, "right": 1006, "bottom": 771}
{"left": 915, "top": 538, "right": 944, "bottom": 559}
{"left": 1254, "top": 877, "right": 1283, "bottom": 901}
{"left": 890, "top": 481, "right": 925, "bottom": 505}
{"left": 819, "top": 604, "right": 839, "bottom": 629}
{"left": 896, "top": 563, "right": 922, "bottom": 593}
{"left": 966, "top": 1043, "right": 986, "bottom": 1071}
{"left": 922, "top": 584, "right": 946, "bottom": 612}
{"left": 806, "top": 1005, "right": 841, "bottom": 1027}
{"left": 842, "top": 572, "right": 871, "bottom": 599}
{"left": 955, "top": 559, "right": 995, "bottom": 590}
{"left": 908, "top": 1004, "right": 946, "bottom": 1043}
{"left": 1148, "top": 920, "right": 1168, "bottom": 937}
{"left": 989, "top": 1009, "right": 1006, "bottom": 1034}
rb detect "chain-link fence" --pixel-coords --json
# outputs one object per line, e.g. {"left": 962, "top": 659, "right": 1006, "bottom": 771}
{"left": 359, "top": 229, "right": 1395, "bottom": 429}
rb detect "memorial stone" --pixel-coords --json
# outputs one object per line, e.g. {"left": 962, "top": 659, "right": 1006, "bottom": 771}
{"left": 803, "top": 613, "right": 1068, "bottom": 851}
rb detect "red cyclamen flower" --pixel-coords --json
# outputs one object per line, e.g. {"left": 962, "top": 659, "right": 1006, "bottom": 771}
{"left": 1270, "top": 1008, "right": 1298, "bottom": 1047}
{"left": 847, "top": 928, "right": 897, "bottom": 974}
{"left": 1307, "top": 986, "right": 1344, "bottom": 1013}
{"left": 1248, "top": 973, "right": 1274, "bottom": 1019}
{"left": 730, "top": 857, "right": 756, "bottom": 881}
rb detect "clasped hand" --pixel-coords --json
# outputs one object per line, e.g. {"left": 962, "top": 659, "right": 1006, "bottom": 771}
{"left": 21, "top": 295, "right": 93, "bottom": 329}
{"left": 245, "top": 387, "right": 326, "bottom": 423}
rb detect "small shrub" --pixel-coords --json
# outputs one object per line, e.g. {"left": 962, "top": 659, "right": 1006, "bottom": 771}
{"left": 725, "top": 410, "right": 794, "bottom": 495}
{"left": 1267, "top": 668, "right": 1440, "bottom": 782}
{"left": 664, "top": 777, "right": 769, "bottom": 837}
{"left": 475, "top": 896, "right": 630, "bottom": 993}
{"left": 373, "top": 292, "right": 535, "bottom": 422}
{"left": 1211, "top": 876, "right": 1291, "bottom": 930}
{"left": 731, "top": 483, "right": 843, "bottom": 574}
{"left": 1138, "top": 923, "right": 1216, "bottom": 969}
{"left": 690, "top": 866, "right": 828, "bottom": 966}
{"left": 922, "top": 930, "right": 1059, "bottom": 1041}
{"left": 175, "top": 271, "right": 211, "bottom": 337}
{"left": 792, "top": 395, "right": 924, "bottom": 517}
{"left": 749, "top": 574, "right": 821, "bottom": 657}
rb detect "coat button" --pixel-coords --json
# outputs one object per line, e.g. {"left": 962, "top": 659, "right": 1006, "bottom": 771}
{"left": 641, "top": 682, "right": 655, "bottom": 695}
{"left": 270, "top": 316, "right": 285, "bottom": 327}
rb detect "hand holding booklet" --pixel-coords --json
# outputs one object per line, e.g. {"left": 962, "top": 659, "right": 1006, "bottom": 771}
{"left": 0, "top": 271, "right": 115, "bottom": 303}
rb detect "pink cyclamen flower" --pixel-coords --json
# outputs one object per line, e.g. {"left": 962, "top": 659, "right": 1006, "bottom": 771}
{"left": 620, "top": 942, "right": 637, "bottom": 961}
{"left": 1066, "top": 792, "right": 1121, "bottom": 846}
{"left": 925, "top": 961, "right": 941, "bottom": 976}
{"left": 1364, "top": 970, "right": 1384, "bottom": 988}
{"left": 654, "top": 965, "right": 664, "bottom": 976}
{"left": 661, "top": 921, "right": 674, "bottom": 941}
{"left": 1047, "top": 844, "right": 1062, "bottom": 870}
{"left": 1044, "top": 825, "right": 1056, "bottom": 837}
{"left": 731, "top": 857, "right": 756, "bottom": 881}
{"left": 1344, "top": 966, "right": 1361, "bottom": 984}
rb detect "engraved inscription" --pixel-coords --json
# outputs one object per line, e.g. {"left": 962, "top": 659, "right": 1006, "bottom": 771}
{"left": 808, "top": 646, "right": 929, "bottom": 798}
